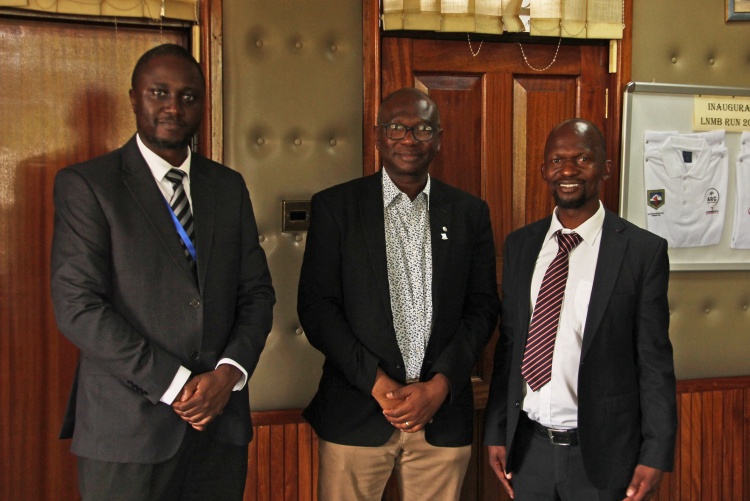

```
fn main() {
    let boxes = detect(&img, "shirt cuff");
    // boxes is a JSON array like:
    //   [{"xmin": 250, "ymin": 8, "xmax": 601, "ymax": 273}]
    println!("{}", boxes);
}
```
[
  {"xmin": 159, "ymin": 365, "xmax": 192, "ymax": 404},
  {"xmin": 217, "ymin": 358, "xmax": 248, "ymax": 391}
]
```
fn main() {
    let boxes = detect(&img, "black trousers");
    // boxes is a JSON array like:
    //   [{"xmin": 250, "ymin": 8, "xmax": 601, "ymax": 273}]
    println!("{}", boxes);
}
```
[
  {"xmin": 77, "ymin": 425, "xmax": 248, "ymax": 501},
  {"xmin": 512, "ymin": 413, "xmax": 626, "ymax": 501}
]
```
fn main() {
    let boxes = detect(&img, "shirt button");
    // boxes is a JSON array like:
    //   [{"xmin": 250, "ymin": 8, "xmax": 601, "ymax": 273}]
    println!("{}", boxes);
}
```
[
  {"xmin": 190, "ymin": 351, "xmax": 200, "ymax": 361},
  {"xmin": 190, "ymin": 299, "xmax": 201, "ymax": 308}
]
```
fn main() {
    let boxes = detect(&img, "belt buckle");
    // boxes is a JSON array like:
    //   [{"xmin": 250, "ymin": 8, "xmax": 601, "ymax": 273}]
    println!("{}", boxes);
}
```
[{"xmin": 547, "ymin": 428, "xmax": 572, "ymax": 446}]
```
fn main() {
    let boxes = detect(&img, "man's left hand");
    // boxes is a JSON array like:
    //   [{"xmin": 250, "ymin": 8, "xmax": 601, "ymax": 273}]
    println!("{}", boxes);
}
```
[
  {"xmin": 624, "ymin": 464, "xmax": 665, "ymax": 501},
  {"xmin": 381, "ymin": 373, "xmax": 450, "ymax": 432},
  {"xmin": 172, "ymin": 364, "xmax": 242, "ymax": 431}
]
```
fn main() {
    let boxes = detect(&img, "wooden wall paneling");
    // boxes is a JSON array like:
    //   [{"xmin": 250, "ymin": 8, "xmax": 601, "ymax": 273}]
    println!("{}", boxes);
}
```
[
  {"xmin": 731, "ymin": 389, "xmax": 744, "ymax": 500},
  {"xmin": 247, "ymin": 411, "xmax": 319, "ymax": 501},
  {"xmin": 745, "ymin": 388, "xmax": 750, "ymax": 500},
  {"xmin": 246, "ymin": 378, "xmax": 750, "ymax": 501}
]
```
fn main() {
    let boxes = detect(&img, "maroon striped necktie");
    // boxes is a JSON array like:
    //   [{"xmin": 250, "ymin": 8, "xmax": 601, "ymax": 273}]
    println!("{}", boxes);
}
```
[{"xmin": 521, "ymin": 230, "xmax": 583, "ymax": 392}]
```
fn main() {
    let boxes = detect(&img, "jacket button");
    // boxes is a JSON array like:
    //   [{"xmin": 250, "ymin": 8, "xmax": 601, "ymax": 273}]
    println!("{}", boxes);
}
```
[
  {"xmin": 190, "ymin": 351, "xmax": 200, "ymax": 361},
  {"xmin": 190, "ymin": 299, "xmax": 201, "ymax": 308},
  {"xmin": 396, "ymin": 363, "xmax": 401, "ymax": 369}
]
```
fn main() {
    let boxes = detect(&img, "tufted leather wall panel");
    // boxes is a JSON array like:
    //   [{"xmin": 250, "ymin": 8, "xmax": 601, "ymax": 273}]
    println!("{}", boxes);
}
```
[
  {"xmin": 223, "ymin": 0, "xmax": 363, "ymax": 410},
  {"xmin": 633, "ymin": 0, "xmax": 750, "ymax": 88},
  {"xmin": 633, "ymin": 0, "xmax": 750, "ymax": 378}
]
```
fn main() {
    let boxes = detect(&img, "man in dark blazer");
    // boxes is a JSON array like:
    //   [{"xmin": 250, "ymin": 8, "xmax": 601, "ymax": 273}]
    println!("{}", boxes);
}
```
[
  {"xmin": 298, "ymin": 88, "xmax": 499, "ymax": 500},
  {"xmin": 50, "ymin": 44, "xmax": 275, "ymax": 500},
  {"xmin": 484, "ymin": 119, "xmax": 676, "ymax": 501}
]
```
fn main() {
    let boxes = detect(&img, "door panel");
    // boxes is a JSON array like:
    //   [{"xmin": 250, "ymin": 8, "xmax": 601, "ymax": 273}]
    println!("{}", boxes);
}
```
[
  {"xmin": 0, "ymin": 17, "xmax": 186, "ymax": 500},
  {"xmin": 512, "ymin": 76, "xmax": 577, "ymax": 228},
  {"xmin": 414, "ymin": 75, "xmax": 483, "ymax": 198}
]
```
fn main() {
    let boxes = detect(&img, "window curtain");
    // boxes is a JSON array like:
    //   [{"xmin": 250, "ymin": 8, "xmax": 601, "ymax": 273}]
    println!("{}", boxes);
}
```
[
  {"xmin": 0, "ymin": 0, "xmax": 198, "ymax": 21},
  {"xmin": 382, "ymin": 0, "xmax": 623, "ymax": 39}
]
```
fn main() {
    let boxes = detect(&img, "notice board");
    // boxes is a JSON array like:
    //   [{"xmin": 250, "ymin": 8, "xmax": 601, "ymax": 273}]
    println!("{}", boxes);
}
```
[{"xmin": 620, "ymin": 82, "xmax": 750, "ymax": 270}]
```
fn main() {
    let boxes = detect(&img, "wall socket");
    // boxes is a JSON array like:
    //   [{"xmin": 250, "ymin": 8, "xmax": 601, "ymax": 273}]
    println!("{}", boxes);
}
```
[{"xmin": 282, "ymin": 200, "xmax": 311, "ymax": 232}]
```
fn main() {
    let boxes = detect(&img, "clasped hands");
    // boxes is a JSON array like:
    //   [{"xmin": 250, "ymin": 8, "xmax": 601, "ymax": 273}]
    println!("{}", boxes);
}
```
[
  {"xmin": 371, "ymin": 368, "xmax": 449, "ymax": 433},
  {"xmin": 171, "ymin": 364, "xmax": 242, "ymax": 431}
]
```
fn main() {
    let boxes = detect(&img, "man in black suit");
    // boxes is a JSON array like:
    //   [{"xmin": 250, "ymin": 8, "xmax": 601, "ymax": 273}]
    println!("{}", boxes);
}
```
[
  {"xmin": 51, "ymin": 44, "xmax": 275, "ymax": 500},
  {"xmin": 484, "ymin": 119, "xmax": 676, "ymax": 500},
  {"xmin": 298, "ymin": 88, "xmax": 499, "ymax": 500}
]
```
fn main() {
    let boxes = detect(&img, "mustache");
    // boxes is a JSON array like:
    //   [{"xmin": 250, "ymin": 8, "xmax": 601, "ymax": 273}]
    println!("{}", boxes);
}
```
[{"xmin": 157, "ymin": 118, "xmax": 188, "ymax": 127}]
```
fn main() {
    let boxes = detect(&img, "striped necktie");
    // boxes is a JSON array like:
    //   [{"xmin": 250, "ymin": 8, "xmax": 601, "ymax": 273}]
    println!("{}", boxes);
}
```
[
  {"xmin": 165, "ymin": 168, "xmax": 197, "ymax": 275},
  {"xmin": 521, "ymin": 230, "xmax": 583, "ymax": 392}
]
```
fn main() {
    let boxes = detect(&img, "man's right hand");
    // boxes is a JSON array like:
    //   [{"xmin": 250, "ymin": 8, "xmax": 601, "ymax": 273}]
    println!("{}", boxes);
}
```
[
  {"xmin": 371, "ymin": 368, "xmax": 404, "ymax": 410},
  {"xmin": 488, "ymin": 445, "xmax": 514, "ymax": 499}
]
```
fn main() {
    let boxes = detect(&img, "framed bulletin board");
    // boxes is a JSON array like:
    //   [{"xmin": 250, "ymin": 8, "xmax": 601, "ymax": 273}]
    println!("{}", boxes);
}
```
[{"xmin": 620, "ymin": 82, "xmax": 750, "ymax": 270}]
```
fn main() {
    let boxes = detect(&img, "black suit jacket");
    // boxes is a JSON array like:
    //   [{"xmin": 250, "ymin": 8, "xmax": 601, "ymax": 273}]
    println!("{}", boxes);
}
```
[
  {"xmin": 51, "ymin": 136, "xmax": 275, "ymax": 463},
  {"xmin": 484, "ymin": 209, "xmax": 677, "ymax": 489},
  {"xmin": 298, "ymin": 171, "xmax": 499, "ymax": 447}
]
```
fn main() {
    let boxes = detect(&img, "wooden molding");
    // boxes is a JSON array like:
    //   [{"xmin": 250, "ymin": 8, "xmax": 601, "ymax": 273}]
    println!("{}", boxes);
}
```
[{"xmin": 198, "ymin": 0, "xmax": 223, "ymax": 163}]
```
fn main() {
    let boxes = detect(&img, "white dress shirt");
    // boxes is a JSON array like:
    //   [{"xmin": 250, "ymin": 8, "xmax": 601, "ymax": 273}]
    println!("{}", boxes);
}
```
[{"xmin": 522, "ymin": 202, "xmax": 605, "ymax": 429}]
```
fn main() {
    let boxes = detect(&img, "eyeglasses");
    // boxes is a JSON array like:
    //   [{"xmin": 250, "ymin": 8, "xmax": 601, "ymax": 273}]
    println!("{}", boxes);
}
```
[{"xmin": 378, "ymin": 122, "xmax": 438, "ymax": 142}]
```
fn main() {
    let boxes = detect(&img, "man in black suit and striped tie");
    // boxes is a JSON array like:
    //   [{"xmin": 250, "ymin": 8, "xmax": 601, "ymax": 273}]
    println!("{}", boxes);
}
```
[
  {"xmin": 484, "ymin": 119, "xmax": 677, "ymax": 501},
  {"xmin": 51, "ymin": 44, "xmax": 275, "ymax": 500}
]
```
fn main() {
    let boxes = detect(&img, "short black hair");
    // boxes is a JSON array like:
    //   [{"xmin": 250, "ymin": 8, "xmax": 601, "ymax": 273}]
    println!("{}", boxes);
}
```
[{"xmin": 131, "ymin": 43, "xmax": 205, "ymax": 89}]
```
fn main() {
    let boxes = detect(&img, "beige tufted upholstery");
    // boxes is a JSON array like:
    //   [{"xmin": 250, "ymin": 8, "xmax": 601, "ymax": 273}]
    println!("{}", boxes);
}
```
[
  {"xmin": 223, "ymin": 0, "xmax": 363, "ymax": 410},
  {"xmin": 633, "ymin": 0, "xmax": 750, "ymax": 88},
  {"xmin": 633, "ymin": 0, "xmax": 750, "ymax": 379},
  {"xmin": 669, "ymin": 272, "xmax": 750, "ymax": 379}
]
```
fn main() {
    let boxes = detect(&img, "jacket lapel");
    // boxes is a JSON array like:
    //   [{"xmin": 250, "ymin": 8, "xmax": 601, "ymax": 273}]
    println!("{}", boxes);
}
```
[
  {"xmin": 188, "ymin": 157, "xmax": 216, "ymax": 291},
  {"xmin": 516, "ymin": 219, "xmax": 549, "ymax": 352},
  {"xmin": 581, "ymin": 210, "xmax": 628, "ymax": 358},
  {"xmin": 120, "ymin": 137, "xmax": 199, "ymax": 289},
  {"xmin": 428, "ymin": 182, "xmax": 451, "ymax": 315},
  {"xmin": 358, "ymin": 172, "xmax": 394, "ymax": 327}
]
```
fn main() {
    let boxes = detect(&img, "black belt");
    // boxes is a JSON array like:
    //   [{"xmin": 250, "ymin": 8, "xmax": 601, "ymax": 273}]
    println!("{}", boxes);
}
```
[{"xmin": 523, "ymin": 413, "xmax": 578, "ymax": 446}]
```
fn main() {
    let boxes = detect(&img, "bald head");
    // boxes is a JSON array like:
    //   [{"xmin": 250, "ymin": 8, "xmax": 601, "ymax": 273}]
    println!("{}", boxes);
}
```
[
  {"xmin": 378, "ymin": 88, "xmax": 440, "ymax": 126},
  {"xmin": 544, "ymin": 119, "xmax": 606, "ymax": 163}
]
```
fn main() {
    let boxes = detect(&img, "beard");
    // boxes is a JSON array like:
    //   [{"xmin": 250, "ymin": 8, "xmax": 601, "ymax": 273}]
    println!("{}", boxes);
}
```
[
  {"xmin": 553, "ymin": 190, "xmax": 587, "ymax": 209},
  {"xmin": 143, "ymin": 131, "xmax": 194, "ymax": 150}
]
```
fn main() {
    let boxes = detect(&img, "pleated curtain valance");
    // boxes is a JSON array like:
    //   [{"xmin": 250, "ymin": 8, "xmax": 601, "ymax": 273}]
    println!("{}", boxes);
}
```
[
  {"xmin": 0, "ymin": 0, "xmax": 197, "ymax": 22},
  {"xmin": 382, "ymin": 0, "xmax": 623, "ymax": 40}
]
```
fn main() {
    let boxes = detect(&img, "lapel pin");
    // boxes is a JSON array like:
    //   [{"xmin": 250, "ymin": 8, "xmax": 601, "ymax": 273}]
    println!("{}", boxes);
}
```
[{"xmin": 441, "ymin": 227, "xmax": 448, "ymax": 240}]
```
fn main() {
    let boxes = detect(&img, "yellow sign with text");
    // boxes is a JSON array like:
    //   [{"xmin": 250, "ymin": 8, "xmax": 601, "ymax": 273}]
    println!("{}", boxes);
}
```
[{"xmin": 694, "ymin": 95, "xmax": 750, "ymax": 132}]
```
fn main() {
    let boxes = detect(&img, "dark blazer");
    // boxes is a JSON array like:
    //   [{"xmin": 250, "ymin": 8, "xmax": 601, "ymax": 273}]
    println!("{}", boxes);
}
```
[
  {"xmin": 51, "ymin": 136, "xmax": 275, "ymax": 464},
  {"xmin": 484, "ymin": 209, "xmax": 677, "ymax": 489},
  {"xmin": 298, "ymin": 170, "xmax": 499, "ymax": 448}
]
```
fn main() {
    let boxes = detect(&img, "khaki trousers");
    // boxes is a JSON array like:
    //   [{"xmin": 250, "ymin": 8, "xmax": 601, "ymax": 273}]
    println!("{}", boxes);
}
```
[{"xmin": 318, "ymin": 429, "xmax": 471, "ymax": 501}]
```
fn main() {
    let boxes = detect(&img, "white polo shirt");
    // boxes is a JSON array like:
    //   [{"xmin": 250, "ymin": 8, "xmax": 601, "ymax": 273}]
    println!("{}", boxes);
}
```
[
  {"xmin": 732, "ymin": 131, "xmax": 750, "ymax": 249},
  {"xmin": 643, "ymin": 130, "xmax": 728, "ymax": 248}
]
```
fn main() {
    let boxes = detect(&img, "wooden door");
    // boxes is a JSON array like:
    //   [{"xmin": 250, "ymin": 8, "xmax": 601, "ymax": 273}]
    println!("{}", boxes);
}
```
[
  {"xmin": 0, "ymin": 17, "xmax": 186, "ymax": 500},
  {"xmin": 377, "ymin": 36, "xmax": 612, "ymax": 501}
]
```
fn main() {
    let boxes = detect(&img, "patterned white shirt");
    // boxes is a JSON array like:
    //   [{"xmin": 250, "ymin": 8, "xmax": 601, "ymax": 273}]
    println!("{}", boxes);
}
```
[{"xmin": 383, "ymin": 170, "xmax": 433, "ymax": 380}]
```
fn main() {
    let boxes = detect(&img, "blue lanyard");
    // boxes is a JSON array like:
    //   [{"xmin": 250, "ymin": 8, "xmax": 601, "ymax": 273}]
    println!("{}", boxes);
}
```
[{"xmin": 163, "ymin": 196, "xmax": 197, "ymax": 262}]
